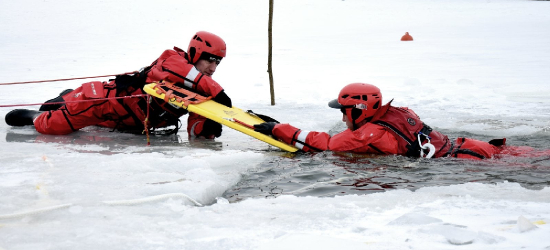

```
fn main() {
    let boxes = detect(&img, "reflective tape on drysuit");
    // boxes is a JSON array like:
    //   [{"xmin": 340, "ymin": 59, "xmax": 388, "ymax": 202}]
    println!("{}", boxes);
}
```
[
  {"xmin": 184, "ymin": 67, "xmax": 200, "ymax": 89},
  {"xmin": 294, "ymin": 130, "xmax": 310, "ymax": 150}
]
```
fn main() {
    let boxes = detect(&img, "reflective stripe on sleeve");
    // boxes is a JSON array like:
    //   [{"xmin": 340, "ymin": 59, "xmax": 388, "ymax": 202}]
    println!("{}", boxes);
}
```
[
  {"xmin": 184, "ymin": 67, "xmax": 200, "ymax": 88},
  {"xmin": 294, "ymin": 130, "xmax": 310, "ymax": 150}
]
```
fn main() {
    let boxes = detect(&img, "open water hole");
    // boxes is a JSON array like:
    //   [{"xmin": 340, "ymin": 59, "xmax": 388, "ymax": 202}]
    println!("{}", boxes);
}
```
[{"xmin": 222, "ymin": 131, "xmax": 550, "ymax": 202}]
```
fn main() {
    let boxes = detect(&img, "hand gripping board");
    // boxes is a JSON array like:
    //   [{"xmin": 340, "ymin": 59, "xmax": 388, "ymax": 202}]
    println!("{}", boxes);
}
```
[{"xmin": 143, "ymin": 82, "xmax": 298, "ymax": 152}]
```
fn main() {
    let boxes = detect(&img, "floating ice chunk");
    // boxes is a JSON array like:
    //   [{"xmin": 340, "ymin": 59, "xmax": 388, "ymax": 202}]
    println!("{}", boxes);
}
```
[
  {"xmin": 517, "ymin": 215, "xmax": 538, "ymax": 233},
  {"xmin": 388, "ymin": 212, "xmax": 442, "ymax": 225}
]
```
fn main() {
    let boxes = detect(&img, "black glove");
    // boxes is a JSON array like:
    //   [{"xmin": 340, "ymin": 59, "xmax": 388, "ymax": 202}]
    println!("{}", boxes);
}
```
[
  {"xmin": 488, "ymin": 138, "xmax": 506, "ymax": 147},
  {"xmin": 114, "ymin": 73, "xmax": 145, "ymax": 90},
  {"xmin": 253, "ymin": 122, "xmax": 278, "ymax": 136},
  {"xmin": 199, "ymin": 119, "xmax": 222, "ymax": 138},
  {"xmin": 213, "ymin": 90, "xmax": 232, "ymax": 108}
]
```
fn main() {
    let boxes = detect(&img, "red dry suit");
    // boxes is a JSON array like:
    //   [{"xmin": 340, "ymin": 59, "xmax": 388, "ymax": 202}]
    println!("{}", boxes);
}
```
[
  {"xmin": 271, "ymin": 102, "xmax": 502, "ymax": 160},
  {"xmin": 34, "ymin": 47, "xmax": 227, "ymax": 138}
]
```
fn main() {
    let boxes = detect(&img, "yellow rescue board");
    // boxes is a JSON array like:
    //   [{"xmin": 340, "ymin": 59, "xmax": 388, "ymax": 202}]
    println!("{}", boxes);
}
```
[{"xmin": 143, "ymin": 82, "xmax": 298, "ymax": 152}]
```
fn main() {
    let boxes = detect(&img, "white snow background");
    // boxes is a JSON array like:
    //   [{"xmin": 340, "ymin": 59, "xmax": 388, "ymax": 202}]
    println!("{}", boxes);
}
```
[{"xmin": 1, "ymin": 0, "xmax": 550, "ymax": 249}]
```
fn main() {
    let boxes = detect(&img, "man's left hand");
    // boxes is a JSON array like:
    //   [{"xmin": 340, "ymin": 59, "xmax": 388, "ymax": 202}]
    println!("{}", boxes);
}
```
[{"xmin": 254, "ymin": 122, "xmax": 278, "ymax": 136}]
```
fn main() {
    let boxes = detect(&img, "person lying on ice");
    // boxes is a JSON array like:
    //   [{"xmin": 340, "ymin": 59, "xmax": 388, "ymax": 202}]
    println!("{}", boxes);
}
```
[
  {"xmin": 254, "ymin": 82, "xmax": 511, "ymax": 160},
  {"xmin": 5, "ymin": 31, "xmax": 231, "ymax": 139}
]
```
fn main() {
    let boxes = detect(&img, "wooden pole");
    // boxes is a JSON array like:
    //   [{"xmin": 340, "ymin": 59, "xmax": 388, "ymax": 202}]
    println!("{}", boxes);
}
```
[{"xmin": 268, "ymin": 0, "xmax": 275, "ymax": 105}]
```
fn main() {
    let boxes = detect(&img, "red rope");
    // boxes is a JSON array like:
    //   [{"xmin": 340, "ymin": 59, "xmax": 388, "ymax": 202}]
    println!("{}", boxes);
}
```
[
  {"xmin": 2, "ymin": 94, "xmax": 152, "ymax": 146},
  {"xmin": 0, "ymin": 94, "xmax": 149, "ymax": 108},
  {"xmin": 0, "ymin": 71, "xmax": 139, "ymax": 85}
]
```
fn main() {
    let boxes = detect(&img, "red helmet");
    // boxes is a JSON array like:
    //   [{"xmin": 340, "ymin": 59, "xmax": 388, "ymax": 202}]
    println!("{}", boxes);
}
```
[
  {"xmin": 328, "ymin": 83, "xmax": 382, "ymax": 125},
  {"xmin": 187, "ymin": 31, "xmax": 226, "ymax": 64}
]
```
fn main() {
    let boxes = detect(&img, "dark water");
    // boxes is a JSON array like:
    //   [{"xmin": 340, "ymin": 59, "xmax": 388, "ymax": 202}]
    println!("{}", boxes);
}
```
[{"xmin": 223, "ymin": 130, "xmax": 550, "ymax": 202}]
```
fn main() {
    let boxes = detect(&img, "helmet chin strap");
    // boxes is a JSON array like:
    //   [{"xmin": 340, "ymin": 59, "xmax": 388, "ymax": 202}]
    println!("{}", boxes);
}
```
[
  {"xmin": 350, "ymin": 108, "xmax": 360, "ymax": 131},
  {"xmin": 347, "ymin": 109, "xmax": 358, "ymax": 131},
  {"xmin": 184, "ymin": 52, "xmax": 192, "ymax": 65}
]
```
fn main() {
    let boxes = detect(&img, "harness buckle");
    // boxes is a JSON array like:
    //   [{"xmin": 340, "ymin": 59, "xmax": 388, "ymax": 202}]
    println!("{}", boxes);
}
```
[{"xmin": 418, "ymin": 132, "xmax": 435, "ymax": 158}]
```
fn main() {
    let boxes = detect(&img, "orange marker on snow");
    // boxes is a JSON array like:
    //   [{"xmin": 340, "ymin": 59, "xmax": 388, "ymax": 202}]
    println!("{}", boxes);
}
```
[{"xmin": 401, "ymin": 32, "xmax": 413, "ymax": 41}]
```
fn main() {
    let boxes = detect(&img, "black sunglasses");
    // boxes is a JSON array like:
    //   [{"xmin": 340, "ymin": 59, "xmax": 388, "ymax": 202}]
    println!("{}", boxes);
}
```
[{"xmin": 206, "ymin": 56, "xmax": 222, "ymax": 65}]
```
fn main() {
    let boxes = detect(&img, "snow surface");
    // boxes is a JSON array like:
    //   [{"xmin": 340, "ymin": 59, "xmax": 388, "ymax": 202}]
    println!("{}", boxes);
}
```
[{"xmin": 1, "ymin": 0, "xmax": 550, "ymax": 249}]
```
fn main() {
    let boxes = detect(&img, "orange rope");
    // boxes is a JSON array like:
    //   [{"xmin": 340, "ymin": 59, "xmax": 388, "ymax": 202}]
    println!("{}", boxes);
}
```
[
  {"xmin": 0, "ymin": 71, "xmax": 139, "ymax": 85},
  {"xmin": 232, "ymin": 119, "xmax": 255, "ymax": 129}
]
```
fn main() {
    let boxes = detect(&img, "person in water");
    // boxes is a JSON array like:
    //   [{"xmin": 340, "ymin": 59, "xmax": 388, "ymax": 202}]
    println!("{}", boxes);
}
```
[{"xmin": 254, "ymin": 82, "xmax": 536, "ymax": 160}]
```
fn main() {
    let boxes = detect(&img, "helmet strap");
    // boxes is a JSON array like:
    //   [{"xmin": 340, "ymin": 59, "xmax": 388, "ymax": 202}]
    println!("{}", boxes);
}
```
[
  {"xmin": 184, "ymin": 51, "xmax": 191, "ymax": 62},
  {"xmin": 351, "ymin": 108, "xmax": 362, "ymax": 130},
  {"xmin": 188, "ymin": 47, "xmax": 197, "ymax": 64}
]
